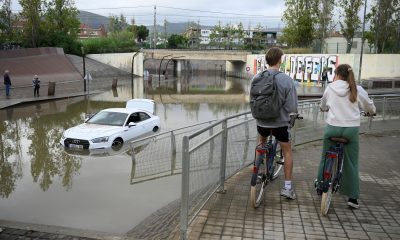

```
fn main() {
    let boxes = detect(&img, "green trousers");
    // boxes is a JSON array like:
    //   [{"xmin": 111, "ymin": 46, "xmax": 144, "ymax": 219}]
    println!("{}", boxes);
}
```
[{"xmin": 317, "ymin": 125, "xmax": 360, "ymax": 199}]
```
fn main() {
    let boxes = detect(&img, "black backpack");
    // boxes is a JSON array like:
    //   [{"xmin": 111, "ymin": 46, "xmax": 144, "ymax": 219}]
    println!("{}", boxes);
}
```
[{"xmin": 250, "ymin": 70, "xmax": 282, "ymax": 120}]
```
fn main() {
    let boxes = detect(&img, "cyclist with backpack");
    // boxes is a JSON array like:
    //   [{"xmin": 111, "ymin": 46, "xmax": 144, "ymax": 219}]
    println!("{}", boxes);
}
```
[
  {"xmin": 317, "ymin": 63, "xmax": 376, "ymax": 209},
  {"xmin": 250, "ymin": 47, "xmax": 298, "ymax": 199}
]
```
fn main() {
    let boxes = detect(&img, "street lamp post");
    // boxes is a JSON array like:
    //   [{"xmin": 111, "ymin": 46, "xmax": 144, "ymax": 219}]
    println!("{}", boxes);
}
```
[
  {"xmin": 358, "ymin": 0, "xmax": 368, "ymax": 84},
  {"xmin": 81, "ymin": 46, "xmax": 86, "ymax": 92},
  {"xmin": 131, "ymin": 51, "xmax": 140, "ymax": 99},
  {"xmin": 158, "ymin": 54, "xmax": 172, "ymax": 87}
]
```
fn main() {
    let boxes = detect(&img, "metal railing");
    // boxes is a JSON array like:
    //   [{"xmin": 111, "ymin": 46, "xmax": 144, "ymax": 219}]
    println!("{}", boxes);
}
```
[
  {"xmin": 179, "ymin": 95, "xmax": 400, "ymax": 239},
  {"xmin": 128, "ymin": 120, "xmax": 219, "ymax": 185}
]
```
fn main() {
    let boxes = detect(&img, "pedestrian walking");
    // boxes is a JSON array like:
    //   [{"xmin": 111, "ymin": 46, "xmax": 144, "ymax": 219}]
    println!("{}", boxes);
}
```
[
  {"xmin": 33, "ymin": 75, "xmax": 40, "ymax": 97},
  {"xmin": 3, "ymin": 70, "xmax": 11, "ymax": 97},
  {"xmin": 321, "ymin": 68, "xmax": 328, "ymax": 89}
]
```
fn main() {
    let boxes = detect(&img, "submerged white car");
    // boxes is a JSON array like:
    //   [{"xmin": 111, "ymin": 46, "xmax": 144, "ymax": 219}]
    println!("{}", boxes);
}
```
[{"xmin": 61, "ymin": 99, "xmax": 160, "ymax": 150}]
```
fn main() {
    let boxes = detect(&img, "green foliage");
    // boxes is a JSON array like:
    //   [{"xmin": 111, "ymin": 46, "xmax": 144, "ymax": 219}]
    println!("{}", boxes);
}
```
[
  {"xmin": 81, "ymin": 31, "xmax": 136, "ymax": 54},
  {"xmin": 135, "ymin": 25, "xmax": 149, "ymax": 42},
  {"xmin": 209, "ymin": 22, "xmax": 246, "ymax": 49},
  {"xmin": 283, "ymin": 47, "xmax": 313, "ymax": 54},
  {"xmin": 19, "ymin": 0, "xmax": 44, "ymax": 47},
  {"xmin": 282, "ymin": 0, "xmax": 315, "ymax": 48},
  {"xmin": 44, "ymin": 0, "xmax": 80, "ymax": 37},
  {"xmin": 41, "ymin": 31, "xmax": 82, "ymax": 55},
  {"xmin": 167, "ymin": 34, "xmax": 187, "ymax": 49},
  {"xmin": 339, "ymin": 0, "xmax": 363, "ymax": 53},
  {"xmin": 108, "ymin": 14, "xmax": 128, "ymax": 33},
  {"xmin": 366, "ymin": 0, "xmax": 400, "ymax": 53}
]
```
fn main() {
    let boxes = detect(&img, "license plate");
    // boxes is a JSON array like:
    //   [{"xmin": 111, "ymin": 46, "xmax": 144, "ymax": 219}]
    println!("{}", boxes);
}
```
[{"xmin": 69, "ymin": 144, "xmax": 83, "ymax": 149}]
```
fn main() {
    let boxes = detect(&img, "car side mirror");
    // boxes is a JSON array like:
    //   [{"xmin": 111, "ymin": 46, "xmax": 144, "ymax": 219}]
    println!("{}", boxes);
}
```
[{"xmin": 128, "ymin": 122, "xmax": 136, "ymax": 127}]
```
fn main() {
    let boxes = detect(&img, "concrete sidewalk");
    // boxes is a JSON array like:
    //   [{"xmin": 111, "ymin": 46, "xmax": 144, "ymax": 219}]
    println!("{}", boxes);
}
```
[{"xmin": 185, "ymin": 130, "xmax": 400, "ymax": 240}]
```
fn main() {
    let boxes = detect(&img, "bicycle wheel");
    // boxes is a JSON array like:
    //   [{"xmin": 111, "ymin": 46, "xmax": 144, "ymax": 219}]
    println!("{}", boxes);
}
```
[
  {"xmin": 320, "ymin": 155, "xmax": 339, "ymax": 216},
  {"xmin": 250, "ymin": 151, "xmax": 267, "ymax": 208},
  {"xmin": 271, "ymin": 140, "xmax": 283, "ymax": 180}
]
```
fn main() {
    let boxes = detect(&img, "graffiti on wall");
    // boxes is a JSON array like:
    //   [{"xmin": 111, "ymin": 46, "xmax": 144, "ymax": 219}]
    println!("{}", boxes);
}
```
[{"xmin": 253, "ymin": 54, "xmax": 338, "ymax": 84}]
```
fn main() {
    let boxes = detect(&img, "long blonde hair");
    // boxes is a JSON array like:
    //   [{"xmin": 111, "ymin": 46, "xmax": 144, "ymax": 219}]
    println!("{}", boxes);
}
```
[{"xmin": 334, "ymin": 64, "xmax": 357, "ymax": 103}]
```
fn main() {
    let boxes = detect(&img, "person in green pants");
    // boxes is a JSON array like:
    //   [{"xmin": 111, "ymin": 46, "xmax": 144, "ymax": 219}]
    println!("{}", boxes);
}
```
[{"xmin": 317, "ymin": 63, "xmax": 376, "ymax": 209}]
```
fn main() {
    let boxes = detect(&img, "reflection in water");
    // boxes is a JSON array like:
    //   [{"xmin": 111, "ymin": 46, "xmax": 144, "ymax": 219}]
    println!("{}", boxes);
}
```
[{"xmin": 0, "ymin": 119, "xmax": 23, "ymax": 198}]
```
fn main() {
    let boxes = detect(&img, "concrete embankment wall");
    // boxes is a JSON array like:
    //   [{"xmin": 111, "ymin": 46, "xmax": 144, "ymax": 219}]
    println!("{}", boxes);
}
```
[{"xmin": 87, "ymin": 52, "xmax": 144, "ymax": 77}]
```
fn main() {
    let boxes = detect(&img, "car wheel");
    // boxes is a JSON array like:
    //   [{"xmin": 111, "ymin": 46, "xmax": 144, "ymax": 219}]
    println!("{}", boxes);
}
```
[
  {"xmin": 112, "ymin": 137, "xmax": 124, "ymax": 150},
  {"xmin": 152, "ymin": 126, "xmax": 159, "ymax": 132}
]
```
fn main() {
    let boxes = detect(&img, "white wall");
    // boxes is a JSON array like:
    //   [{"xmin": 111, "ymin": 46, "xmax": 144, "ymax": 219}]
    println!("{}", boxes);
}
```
[
  {"xmin": 324, "ymin": 37, "xmax": 373, "ymax": 54},
  {"xmin": 87, "ymin": 52, "xmax": 144, "ymax": 76}
]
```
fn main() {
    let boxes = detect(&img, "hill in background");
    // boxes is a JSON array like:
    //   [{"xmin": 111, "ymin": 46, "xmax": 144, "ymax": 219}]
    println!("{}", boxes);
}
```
[
  {"xmin": 77, "ymin": 11, "xmax": 212, "ymax": 35},
  {"xmin": 78, "ymin": 10, "xmax": 110, "ymax": 29}
]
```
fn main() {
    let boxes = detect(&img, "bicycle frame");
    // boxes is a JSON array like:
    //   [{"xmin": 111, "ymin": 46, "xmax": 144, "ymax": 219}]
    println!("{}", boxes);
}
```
[
  {"xmin": 320, "ymin": 143, "xmax": 345, "ymax": 193},
  {"xmin": 251, "ymin": 135, "xmax": 278, "ymax": 186}
]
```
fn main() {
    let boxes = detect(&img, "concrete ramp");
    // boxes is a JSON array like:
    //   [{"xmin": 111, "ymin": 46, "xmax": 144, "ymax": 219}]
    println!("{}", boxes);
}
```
[{"xmin": 0, "ymin": 47, "xmax": 83, "ymax": 87}]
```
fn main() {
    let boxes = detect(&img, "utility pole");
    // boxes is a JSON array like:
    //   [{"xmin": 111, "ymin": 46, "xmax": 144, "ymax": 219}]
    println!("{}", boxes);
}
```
[
  {"xmin": 374, "ymin": 0, "xmax": 380, "ymax": 53},
  {"xmin": 197, "ymin": 19, "xmax": 200, "ymax": 49},
  {"xmin": 153, "ymin": 5, "xmax": 157, "ymax": 49},
  {"xmin": 358, "ymin": 0, "xmax": 368, "ymax": 83}
]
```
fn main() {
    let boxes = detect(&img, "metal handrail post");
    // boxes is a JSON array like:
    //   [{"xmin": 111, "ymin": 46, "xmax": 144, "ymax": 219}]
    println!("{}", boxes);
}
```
[
  {"xmin": 218, "ymin": 120, "xmax": 228, "ymax": 193},
  {"xmin": 382, "ymin": 97, "xmax": 386, "ymax": 120},
  {"xmin": 171, "ymin": 131, "xmax": 176, "ymax": 155},
  {"xmin": 180, "ymin": 136, "xmax": 190, "ymax": 240}
]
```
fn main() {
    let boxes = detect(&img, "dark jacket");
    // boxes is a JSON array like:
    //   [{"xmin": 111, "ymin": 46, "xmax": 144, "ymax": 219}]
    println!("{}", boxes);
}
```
[{"xmin": 4, "ymin": 73, "xmax": 11, "ymax": 85}]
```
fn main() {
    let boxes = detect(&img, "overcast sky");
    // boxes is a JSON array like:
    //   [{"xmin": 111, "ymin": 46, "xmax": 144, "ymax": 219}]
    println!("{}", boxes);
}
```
[{"xmin": 11, "ymin": 0, "xmax": 286, "ymax": 27}]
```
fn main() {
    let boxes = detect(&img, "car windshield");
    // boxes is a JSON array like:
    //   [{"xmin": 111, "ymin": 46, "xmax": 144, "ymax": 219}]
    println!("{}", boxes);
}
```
[{"xmin": 87, "ymin": 111, "xmax": 128, "ymax": 126}]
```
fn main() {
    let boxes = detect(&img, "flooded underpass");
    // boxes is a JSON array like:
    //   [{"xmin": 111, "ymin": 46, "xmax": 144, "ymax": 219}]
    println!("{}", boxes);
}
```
[{"xmin": 0, "ymin": 73, "xmax": 251, "ymax": 234}]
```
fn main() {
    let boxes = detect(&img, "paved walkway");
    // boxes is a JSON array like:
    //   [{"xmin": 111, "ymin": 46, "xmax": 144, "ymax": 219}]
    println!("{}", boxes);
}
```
[{"xmin": 185, "ymin": 130, "xmax": 400, "ymax": 240}]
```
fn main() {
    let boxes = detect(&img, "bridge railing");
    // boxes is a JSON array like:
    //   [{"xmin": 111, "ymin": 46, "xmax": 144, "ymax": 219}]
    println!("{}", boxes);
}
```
[{"xmin": 179, "ymin": 95, "xmax": 400, "ymax": 239}]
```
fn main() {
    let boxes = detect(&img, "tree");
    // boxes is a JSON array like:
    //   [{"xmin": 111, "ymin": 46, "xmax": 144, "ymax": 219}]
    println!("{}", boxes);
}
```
[
  {"xmin": 19, "ymin": 0, "xmax": 44, "ymax": 47},
  {"xmin": 312, "ymin": 0, "xmax": 335, "ymax": 52},
  {"xmin": 108, "ymin": 14, "xmax": 128, "ymax": 33},
  {"xmin": 367, "ymin": 0, "xmax": 400, "ymax": 53},
  {"xmin": 0, "ymin": 0, "xmax": 13, "ymax": 43},
  {"xmin": 135, "ymin": 25, "xmax": 149, "ymax": 43},
  {"xmin": 282, "ymin": 0, "xmax": 315, "ymax": 48},
  {"xmin": 209, "ymin": 21, "xmax": 222, "ymax": 49},
  {"xmin": 339, "ymin": 0, "xmax": 363, "ymax": 53},
  {"xmin": 167, "ymin": 34, "xmax": 187, "ymax": 49},
  {"xmin": 44, "ymin": 0, "xmax": 80, "ymax": 37}
]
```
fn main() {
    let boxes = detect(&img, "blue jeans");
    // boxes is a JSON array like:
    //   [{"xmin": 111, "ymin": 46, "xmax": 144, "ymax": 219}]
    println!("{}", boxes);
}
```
[{"xmin": 5, "ymin": 84, "xmax": 10, "ymax": 96}]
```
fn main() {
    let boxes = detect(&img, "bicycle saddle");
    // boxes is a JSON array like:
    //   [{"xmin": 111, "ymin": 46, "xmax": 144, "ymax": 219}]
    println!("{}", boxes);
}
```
[{"xmin": 329, "ymin": 137, "xmax": 348, "ymax": 144}]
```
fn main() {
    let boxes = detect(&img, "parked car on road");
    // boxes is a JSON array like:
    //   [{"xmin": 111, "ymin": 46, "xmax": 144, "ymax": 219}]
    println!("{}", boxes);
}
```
[{"xmin": 61, "ymin": 99, "xmax": 160, "ymax": 150}]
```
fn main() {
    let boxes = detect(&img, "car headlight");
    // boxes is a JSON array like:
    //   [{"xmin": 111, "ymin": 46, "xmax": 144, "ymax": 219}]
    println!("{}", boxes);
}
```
[{"xmin": 91, "ymin": 136, "xmax": 109, "ymax": 143}]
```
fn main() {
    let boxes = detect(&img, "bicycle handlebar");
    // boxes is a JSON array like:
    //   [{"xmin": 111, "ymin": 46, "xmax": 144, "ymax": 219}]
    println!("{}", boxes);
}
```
[
  {"xmin": 289, "ymin": 113, "xmax": 303, "ymax": 128},
  {"xmin": 360, "ymin": 111, "xmax": 376, "ymax": 117}
]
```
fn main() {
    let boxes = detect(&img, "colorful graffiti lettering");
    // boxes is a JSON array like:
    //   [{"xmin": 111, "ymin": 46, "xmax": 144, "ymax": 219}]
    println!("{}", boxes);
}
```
[{"xmin": 254, "ymin": 54, "xmax": 338, "ymax": 84}]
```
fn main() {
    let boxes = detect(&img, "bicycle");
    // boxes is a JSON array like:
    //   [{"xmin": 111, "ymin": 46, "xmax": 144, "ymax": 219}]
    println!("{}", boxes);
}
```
[
  {"xmin": 316, "ymin": 111, "xmax": 375, "ymax": 216},
  {"xmin": 250, "ymin": 113, "xmax": 302, "ymax": 208}
]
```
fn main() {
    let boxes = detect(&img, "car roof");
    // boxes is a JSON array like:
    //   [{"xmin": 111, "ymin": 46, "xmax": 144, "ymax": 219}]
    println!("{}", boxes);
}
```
[{"xmin": 100, "ymin": 108, "xmax": 152, "ymax": 115}]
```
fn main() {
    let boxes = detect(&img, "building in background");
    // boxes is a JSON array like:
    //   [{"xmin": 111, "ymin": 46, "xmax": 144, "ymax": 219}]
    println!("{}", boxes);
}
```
[{"xmin": 78, "ymin": 23, "xmax": 107, "ymax": 39}]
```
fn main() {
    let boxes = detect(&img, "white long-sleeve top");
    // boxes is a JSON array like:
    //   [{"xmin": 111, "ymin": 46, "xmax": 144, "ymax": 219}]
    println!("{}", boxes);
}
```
[{"xmin": 320, "ymin": 80, "xmax": 376, "ymax": 127}]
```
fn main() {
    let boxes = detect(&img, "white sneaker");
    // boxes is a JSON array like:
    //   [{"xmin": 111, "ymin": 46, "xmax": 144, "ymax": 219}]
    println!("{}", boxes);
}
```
[{"xmin": 280, "ymin": 187, "xmax": 296, "ymax": 200}]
